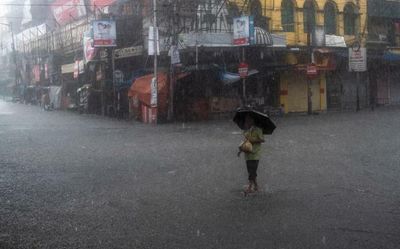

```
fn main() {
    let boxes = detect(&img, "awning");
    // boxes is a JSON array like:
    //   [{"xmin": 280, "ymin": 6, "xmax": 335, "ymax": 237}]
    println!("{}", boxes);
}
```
[
  {"xmin": 128, "ymin": 73, "xmax": 167, "ymax": 107},
  {"xmin": 128, "ymin": 72, "xmax": 190, "ymax": 108},
  {"xmin": 179, "ymin": 32, "xmax": 234, "ymax": 48},
  {"xmin": 383, "ymin": 48, "xmax": 400, "ymax": 62},
  {"xmin": 254, "ymin": 27, "xmax": 273, "ymax": 46},
  {"xmin": 179, "ymin": 30, "xmax": 283, "ymax": 48}
]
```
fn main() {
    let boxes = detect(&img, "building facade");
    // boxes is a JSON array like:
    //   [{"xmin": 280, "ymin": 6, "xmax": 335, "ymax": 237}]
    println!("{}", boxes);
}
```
[{"xmin": 233, "ymin": 0, "xmax": 368, "ymax": 113}]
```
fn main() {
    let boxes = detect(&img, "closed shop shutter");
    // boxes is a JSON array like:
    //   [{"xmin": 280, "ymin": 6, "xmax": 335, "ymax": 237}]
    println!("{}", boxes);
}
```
[{"xmin": 287, "ymin": 76, "xmax": 308, "ymax": 113}]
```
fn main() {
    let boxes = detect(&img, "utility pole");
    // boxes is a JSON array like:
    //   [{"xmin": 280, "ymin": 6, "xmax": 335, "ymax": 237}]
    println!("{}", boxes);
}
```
[
  {"xmin": 168, "ymin": 2, "xmax": 177, "ymax": 121},
  {"xmin": 242, "ymin": 47, "xmax": 246, "ymax": 106},
  {"xmin": 307, "ymin": 21, "xmax": 313, "ymax": 115},
  {"xmin": 153, "ymin": 0, "xmax": 158, "ymax": 124}
]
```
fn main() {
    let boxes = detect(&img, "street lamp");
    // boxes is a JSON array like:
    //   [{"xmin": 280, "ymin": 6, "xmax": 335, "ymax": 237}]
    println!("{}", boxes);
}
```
[{"xmin": 0, "ymin": 23, "xmax": 19, "ymax": 92}]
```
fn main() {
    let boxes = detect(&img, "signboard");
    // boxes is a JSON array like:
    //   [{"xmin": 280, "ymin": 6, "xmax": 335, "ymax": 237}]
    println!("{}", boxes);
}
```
[
  {"xmin": 61, "ymin": 63, "xmax": 75, "ymax": 74},
  {"xmin": 148, "ymin": 26, "xmax": 160, "ymax": 55},
  {"xmin": 238, "ymin": 62, "xmax": 249, "ymax": 78},
  {"xmin": 92, "ymin": 20, "xmax": 117, "ymax": 47},
  {"xmin": 151, "ymin": 77, "xmax": 157, "ymax": 107},
  {"xmin": 307, "ymin": 64, "xmax": 318, "ymax": 76},
  {"xmin": 73, "ymin": 60, "xmax": 84, "ymax": 79},
  {"xmin": 33, "ymin": 65, "xmax": 40, "ymax": 82},
  {"xmin": 74, "ymin": 61, "xmax": 79, "ymax": 79},
  {"xmin": 52, "ymin": 0, "xmax": 86, "ymax": 26},
  {"xmin": 44, "ymin": 64, "xmax": 48, "ymax": 79},
  {"xmin": 114, "ymin": 70, "xmax": 124, "ymax": 86},
  {"xmin": 78, "ymin": 60, "xmax": 84, "ymax": 74},
  {"xmin": 114, "ymin": 46, "xmax": 143, "ymax": 59},
  {"xmin": 90, "ymin": 0, "xmax": 117, "ymax": 10},
  {"xmin": 83, "ymin": 31, "xmax": 97, "ymax": 63},
  {"xmin": 233, "ymin": 16, "xmax": 255, "ymax": 46},
  {"xmin": 349, "ymin": 48, "xmax": 367, "ymax": 72},
  {"xmin": 169, "ymin": 45, "xmax": 181, "ymax": 65}
]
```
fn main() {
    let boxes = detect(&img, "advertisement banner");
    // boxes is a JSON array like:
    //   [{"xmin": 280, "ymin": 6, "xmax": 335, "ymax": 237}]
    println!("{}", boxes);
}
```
[
  {"xmin": 74, "ymin": 61, "xmax": 79, "ymax": 79},
  {"xmin": 83, "ymin": 31, "xmax": 97, "ymax": 63},
  {"xmin": 233, "ymin": 16, "xmax": 254, "ymax": 46},
  {"xmin": 148, "ymin": 26, "xmax": 160, "ymax": 55},
  {"xmin": 349, "ymin": 48, "xmax": 367, "ymax": 72},
  {"xmin": 33, "ymin": 65, "xmax": 40, "ymax": 83},
  {"xmin": 44, "ymin": 64, "xmax": 48, "ymax": 79},
  {"xmin": 92, "ymin": 20, "xmax": 117, "ymax": 47},
  {"xmin": 151, "ymin": 77, "xmax": 157, "ymax": 107},
  {"xmin": 90, "ymin": 0, "xmax": 117, "ymax": 10},
  {"xmin": 52, "ymin": 0, "xmax": 86, "ymax": 26},
  {"xmin": 169, "ymin": 45, "xmax": 180, "ymax": 65}
]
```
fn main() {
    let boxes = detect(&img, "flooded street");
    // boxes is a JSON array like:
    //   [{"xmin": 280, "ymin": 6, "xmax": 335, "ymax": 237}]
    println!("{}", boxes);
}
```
[{"xmin": 0, "ymin": 101, "xmax": 399, "ymax": 248}]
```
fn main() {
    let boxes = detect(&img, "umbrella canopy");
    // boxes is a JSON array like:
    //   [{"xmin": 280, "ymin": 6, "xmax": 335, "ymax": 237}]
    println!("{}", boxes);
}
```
[{"xmin": 233, "ymin": 107, "xmax": 276, "ymax": 135}]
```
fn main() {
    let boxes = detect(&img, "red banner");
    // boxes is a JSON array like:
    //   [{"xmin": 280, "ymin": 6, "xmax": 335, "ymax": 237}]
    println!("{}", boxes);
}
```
[
  {"xmin": 52, "ymin": 0, "xmax": 86, "ymax": 25},
  {"xmin": 33, "ymin": 65, "xmax": 40, "ymax": 83},
  {"xmin": 90, "ymin": 0, "xmax": 117, "ymax": 10}
]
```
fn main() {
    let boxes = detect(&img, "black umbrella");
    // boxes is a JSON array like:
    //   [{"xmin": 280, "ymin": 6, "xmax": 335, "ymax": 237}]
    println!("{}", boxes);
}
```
[{"xmin": 233, "ymin": 107, "xmax": 276, "ymax": 135}]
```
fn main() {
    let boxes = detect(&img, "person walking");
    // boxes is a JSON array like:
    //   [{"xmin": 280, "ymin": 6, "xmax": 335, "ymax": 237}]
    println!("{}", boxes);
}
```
[{"xmin": 238, "ymin": 114, "xmax": 265, "ymax": 194}]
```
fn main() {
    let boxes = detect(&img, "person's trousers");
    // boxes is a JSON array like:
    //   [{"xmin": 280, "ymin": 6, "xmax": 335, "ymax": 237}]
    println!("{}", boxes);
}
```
[{"xmin": 246, "ymin": 160, "xmax": 259, "ymax": 181}]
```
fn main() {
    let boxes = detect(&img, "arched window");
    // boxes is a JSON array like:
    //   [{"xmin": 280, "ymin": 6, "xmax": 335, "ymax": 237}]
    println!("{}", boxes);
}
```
[
  {"xmin": 344, "ymin": 4, "xmax": 357, "ymax": 35},
  {"xmin": 250, "ymin": 0, "xmax": 268, "ymax": 30},
  {"xmin": 303, "ymin": 1, "xmax": 316, "ymax": 33},
  {"xmin": 324, "ymin": 2, "xmax": 337, "ymax": 34},
  {"xmin": 281, "ymin": 0, "xmax": 295, "ymax": 32}
]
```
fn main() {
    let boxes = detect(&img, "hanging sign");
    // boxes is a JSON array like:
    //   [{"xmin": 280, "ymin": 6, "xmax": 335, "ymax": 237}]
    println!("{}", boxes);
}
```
[
  {"xmin": 238, "ymin": 62, "xmax": 249, "ymax": 78},
  {"xmin": 114, "ymin": 70, "xmax": 124, "ymax": 86},
  {"xmin": 169, "ymin": 45, "xmax": 181, "ymax": 65},
  {"xmin": 83, "ymin": 31, "xmax": 97, "ymax": 63},
  {"xmin": 151, "ymin": 77, "xmax": 158, "ymax": 107},
  {"xmin": 44, "ymin": 64, "xmax": 49, "ymax": 79},
  {"xmin": 349, "ymin": 48, "xmax": 367, "ymax": 72},
  {"xmin": 92, "ymin": 20, "xmax": 117, "ymax": 47},
  {"xmin": 74, "ymin": 61, "xmax": 79, "ymax": 79},
  {"xmin": 148, "ymin": 26, "xmax": 160, "ymax": 55},
  {"xmin": 33, "ymin": 65, "xmax": 40, "ymax": 82},
  {"xmin": 233, "ymin": 16, "xmax": 255, "ymax": 46}
]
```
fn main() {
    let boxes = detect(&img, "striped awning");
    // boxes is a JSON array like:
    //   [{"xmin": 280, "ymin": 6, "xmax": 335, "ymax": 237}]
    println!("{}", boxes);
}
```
[{"xmin": 254, "ymin": 27, "xmax": 273, "ymax": 46}]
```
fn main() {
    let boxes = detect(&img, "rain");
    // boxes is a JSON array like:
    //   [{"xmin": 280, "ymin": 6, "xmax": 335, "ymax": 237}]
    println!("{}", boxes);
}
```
[{"xmin": 0, "ymin": 0, "xmax": 400, "ymax": 248}]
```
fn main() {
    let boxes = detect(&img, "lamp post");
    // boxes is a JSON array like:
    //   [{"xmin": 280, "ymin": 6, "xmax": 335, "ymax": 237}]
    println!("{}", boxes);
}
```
[
  {"xmin": 0, "ymin": 23, "xmax": 18, "ymax": 92},
  {"xmin": 152, "ymin": 0, "xmax": 158, "ymax": 124}
]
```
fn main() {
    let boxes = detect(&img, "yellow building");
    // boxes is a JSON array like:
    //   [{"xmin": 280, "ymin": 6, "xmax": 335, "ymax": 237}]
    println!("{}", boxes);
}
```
[{"xmin": 231, "ymin": 0, "xmax": 367, "ymax": 113}]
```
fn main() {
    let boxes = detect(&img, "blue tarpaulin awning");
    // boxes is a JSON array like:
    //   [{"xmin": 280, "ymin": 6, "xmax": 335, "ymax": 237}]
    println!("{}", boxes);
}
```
[{"xmin": 383, "ymin": 49, "xmax": 400, "ymax": 62}]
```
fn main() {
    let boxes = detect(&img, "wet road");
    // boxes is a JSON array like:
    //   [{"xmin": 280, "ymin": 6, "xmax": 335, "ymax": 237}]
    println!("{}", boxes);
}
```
[{"xmin": 0, "ymin": 100, "xmax": 399, "ymax": 249}]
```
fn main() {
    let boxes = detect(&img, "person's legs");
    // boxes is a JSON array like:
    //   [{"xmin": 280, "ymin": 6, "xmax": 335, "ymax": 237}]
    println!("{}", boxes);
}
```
[{"xmin": 246, "ymin": 160, "xmax": 259, "ymax": 192}]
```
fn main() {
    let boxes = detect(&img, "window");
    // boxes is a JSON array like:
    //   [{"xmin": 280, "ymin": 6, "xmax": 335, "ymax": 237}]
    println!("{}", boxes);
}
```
[
  {"xmin": 250, "ymin": 0, "xmax": 268, "ymax": 30},
  {"xmin": 344, "ymin": 4, "xmax": 357, "ymax": 35},
  {"xmin": 281, "ymin": 0, "xmax": 295, "ymax": 32},
  {"xmin": 303, "ymin": 1, "xmax": 316, "ymax": 33},
  {"xmin": 324, "ymin": 2, "xmax": 337, "ymax": 35}
]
